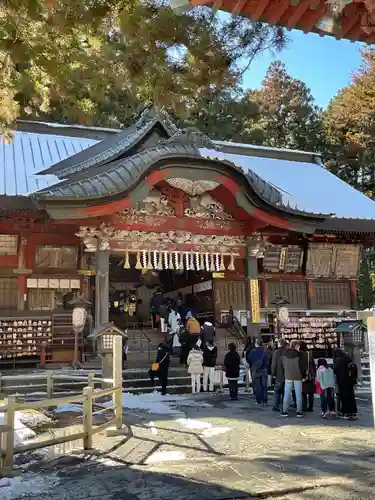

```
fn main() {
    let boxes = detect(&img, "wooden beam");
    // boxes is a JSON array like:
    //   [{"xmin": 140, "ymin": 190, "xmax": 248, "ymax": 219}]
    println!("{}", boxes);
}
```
[
  {"xmin": 268, "ymin": 0, "xmax": 291, "ymax": 25},
  {"xmin": 286, "ymin": 0, "xmax": 316, "ymax": 30},
  {"xmin": 303, "ymin": 2, "xmax": 327, "ymax": 33},
  {"xmin": 252, "ymin": 0, "xmax": 270, "ymax": 20},
  {"xmin": 336, "ymin": 12, "xmax": 360, "ymax": 39},
  {"xmin": 232, "ymin": 0, "xmax": 248, "ymax": 16}
]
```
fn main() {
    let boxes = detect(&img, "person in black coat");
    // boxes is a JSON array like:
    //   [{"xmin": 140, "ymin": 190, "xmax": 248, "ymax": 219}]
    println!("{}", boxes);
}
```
[
  {"xmin": 149, "ymin": 343, "xmax": 170, "ymax": 395},
  {"xmin": 224, "ymin": 343, "xmax": 241, "ymax": 401},
  {"xmin": 299, "ymin": 341, "xmax": 316, "ymax": 412},
  {"xmin": 333, "ymin": 348, "xmax": 358, "ymax": 419},
  {"xmin": 203, "ymin": 341, "xmax": 218, "ymax": 392}
]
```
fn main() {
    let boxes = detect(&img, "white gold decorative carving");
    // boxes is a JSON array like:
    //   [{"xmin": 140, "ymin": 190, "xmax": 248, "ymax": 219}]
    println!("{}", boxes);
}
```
[
  {"xmin": 166, "ymin": 178, "xmax": 219, "ymax": 195},
  {"xmin": 246, "ymin": 233, "xmax": 269, "ymax": 258},
  {"xmin": 77, "ymin": 226, "xmax": 245, "ymax": 253},
  {"xmin": 121, "ymin": 189, "xmax": 175, "ymax": 217},
  {"xmin": 184, "ymin": 193, "xmax": 233, "ymax": 220}
]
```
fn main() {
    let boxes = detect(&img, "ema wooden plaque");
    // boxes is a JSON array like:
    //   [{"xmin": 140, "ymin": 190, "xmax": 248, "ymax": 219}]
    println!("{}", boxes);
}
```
[
  {"xmin": 306, "ymin": 243, "xmax": 335, "ymax": 277},
  {"xmin": 333, "ymin": 244, "xmax": 360, "ymax": 278}
]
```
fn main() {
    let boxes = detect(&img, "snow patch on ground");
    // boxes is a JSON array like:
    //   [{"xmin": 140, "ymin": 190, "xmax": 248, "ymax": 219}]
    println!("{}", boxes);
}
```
[
  {"xmin": 0, "ymin": 412, "xmax": 36, "ymax": 446},
  {"xmin": 176, "ymin": 418, "xmax": 231, "ymax": 437},
  {"xmin": 0, "ymin": 473, "xmax": 60, "ymax": 500},
  {"xmin": 146, "ymin": 450, "xmax": 186, "ymax": 464},
  {"xmin": 115, "ymin": 392, "xmax": 213, "ymax": 416},
  {"xmin": 55, "ymin": 404, "xmax": 82, "ymax": 413}
]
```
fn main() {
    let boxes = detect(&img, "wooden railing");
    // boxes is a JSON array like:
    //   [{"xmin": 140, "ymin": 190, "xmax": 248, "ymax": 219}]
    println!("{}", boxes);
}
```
[
  {"xmin": 0, "ymin": 335, "xmax": 125, "ymax": 476},
  {"xmin": 0, "ymin": 371, "xmax": 123, "ymax": 474}
]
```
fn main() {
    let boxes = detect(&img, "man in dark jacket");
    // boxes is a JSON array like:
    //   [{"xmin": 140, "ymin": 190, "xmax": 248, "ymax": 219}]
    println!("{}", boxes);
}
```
[
  {"xmin": 224, "ymin": 343, "xmax": 241, "ymax": 401},
  {"xmin": 149, "ymin": 343, "xmax": 170, "ymax": 395},
  {"xmin": 203, "ymin": 340, "xmax": 218, "ymax": 392},
  {"xmin": 271, "ymin": 338, "xmax": 288, "ymax": 411},
  {"xmin": 281, "ymin": 340, "xmax": 303, "ymax": 417},
  {"xmin": 201, "ymin": 321, "xmax": 215, "ymax": 345},
  {"xmin": 150, "ymin": 289, "xmax": 164, "ymax": 329},
  {"xmin": 247, "ymin": 338, "xmax": 269, "ymax": 405}
]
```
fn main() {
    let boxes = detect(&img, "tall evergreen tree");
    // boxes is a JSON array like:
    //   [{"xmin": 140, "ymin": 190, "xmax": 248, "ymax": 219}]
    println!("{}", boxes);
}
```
[
  {"xmin": 245, "ymin": 61, "xmax": 324, "ymax": 151},
  {"xmin": 0, "ymin": 0, "xmax": 286, "ymax": 133}
]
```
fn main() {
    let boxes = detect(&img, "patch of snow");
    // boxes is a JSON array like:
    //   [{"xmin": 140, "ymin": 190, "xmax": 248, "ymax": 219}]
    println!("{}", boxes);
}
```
[
  {"xmin": 0, "ymin": 412, "xmax": 36, "ymax": 446},
  {"xmin": 93, "ymin": 456, "xmax": 123, "ymax": 467},
  {"xmin": 176, "ymin": 418, "xmax": 231, "ymax": 438},
  {"xmin": 115, "ymin": 391, "xmax": 213, "ymax": 416},
  {"xmin": 55, "ymin": 404, "xmax": 82, "ymax": 413},
  {"xmin": 146, "ymin": 450, "xmax": 186, "ymax": 464},
  {"xmin": 1, "ymin": 473, "xmax": 60, "ymax": 500}
]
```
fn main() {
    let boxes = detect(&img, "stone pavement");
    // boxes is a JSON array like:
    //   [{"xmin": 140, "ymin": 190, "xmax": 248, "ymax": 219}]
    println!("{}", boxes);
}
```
[{"xmin": 5, "ymin": 391, "xmax": 375, "ymax": 499}]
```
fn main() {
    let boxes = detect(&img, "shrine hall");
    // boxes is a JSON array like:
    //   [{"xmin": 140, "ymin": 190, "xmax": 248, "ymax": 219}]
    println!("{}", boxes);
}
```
[{"xmin": 0, "ymin": 107, "xmax": 375, "ymax": 366}]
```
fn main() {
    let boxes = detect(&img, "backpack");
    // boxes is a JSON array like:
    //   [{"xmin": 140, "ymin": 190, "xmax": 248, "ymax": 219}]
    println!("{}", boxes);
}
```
[
  {"xmin": 187, "ymin": 316, "xmax": 201, "ymax": 334},
  {"xmin": 250, "ymin": 351, "xmax": 265, "ymax": 378},
  {"xmin": 348, "ymin": 362, "xmax": 358, "ymax": 386}
]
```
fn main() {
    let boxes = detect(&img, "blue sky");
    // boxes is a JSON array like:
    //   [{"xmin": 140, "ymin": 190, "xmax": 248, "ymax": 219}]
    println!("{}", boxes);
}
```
[{"xmin": 242, "ymin": 29, "xmax": 365, "ymax": 109}]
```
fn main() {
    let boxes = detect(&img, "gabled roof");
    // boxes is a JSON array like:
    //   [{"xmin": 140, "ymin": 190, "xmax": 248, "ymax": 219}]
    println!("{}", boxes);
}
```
[
  {"xmin": 0, "ymin": 131, "xmax": 95, "ymax": 196},
  {"xmin": 37, "ymin": 108, "xmax": 177, "ymax": 179},
  {"xmin": 3, "ymin": 107, "xmax": 375, "ymax": 233}
]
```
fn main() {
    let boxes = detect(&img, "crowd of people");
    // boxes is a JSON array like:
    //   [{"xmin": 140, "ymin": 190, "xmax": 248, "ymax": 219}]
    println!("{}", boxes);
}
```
[
  {"xmin": 142, "ymin": 289, "xmax": 359, "ymax": 419},
  {"xmin": 244, "ymin": 338, "xmax": 358, "ymax": 420}
]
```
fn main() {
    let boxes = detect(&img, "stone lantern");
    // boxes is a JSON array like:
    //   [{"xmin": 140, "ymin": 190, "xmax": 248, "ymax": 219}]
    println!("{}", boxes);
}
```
[
  {"xmin": 69, "ymin": 294, "xmax": 92, "ymax": 369},
  {"xmin": 90, "ymin": 322, "xmax": 128, "ymax": 380}
]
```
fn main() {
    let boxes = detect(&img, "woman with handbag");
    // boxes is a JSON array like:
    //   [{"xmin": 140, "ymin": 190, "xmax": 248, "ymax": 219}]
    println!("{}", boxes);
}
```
[
  {"xmin": 149, "ymin": 343, "xmax": 170, "ymax": 395},
  {"xmin": 299, "ymin": 341, "xmax": 316, "ymax": 412}
]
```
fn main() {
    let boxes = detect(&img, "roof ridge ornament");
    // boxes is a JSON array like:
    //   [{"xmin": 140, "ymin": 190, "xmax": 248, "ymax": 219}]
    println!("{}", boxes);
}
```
[
  {"xmin": 165, "ymin": 126, "xmax": 215, "ymax": 148},
  {"xmin": 136, "ymin": 106, "xmax": 178, "ymax": 135}
]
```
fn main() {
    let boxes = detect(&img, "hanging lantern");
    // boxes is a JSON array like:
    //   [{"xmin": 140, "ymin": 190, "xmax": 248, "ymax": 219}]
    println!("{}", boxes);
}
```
[
  {"xmin": 169, "ymin": 252, "xmax": 174, "ymax": 270},
  {"xmin": 147, "ymin": 251, "xmax": 153, "ymax": 270},
  {"xmin": 219, "ymin": 253, "xmax": 225, "ymax": 271},
  {"xmin": 135, "ymin": 252, "xmax": 142, "ymax": 270},
  {"xmin": 123, "ymin": 251, "xmax": 130, "ymax": 269},
  {"xmin": 228, "ymin": 254, "xmax": 235, "ymax": 271}
]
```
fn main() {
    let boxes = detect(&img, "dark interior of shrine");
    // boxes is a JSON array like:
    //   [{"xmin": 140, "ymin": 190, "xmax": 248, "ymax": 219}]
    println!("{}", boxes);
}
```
[{"xmin": 107, "ymin": 253, "xmax": 214, "ymax": 330}]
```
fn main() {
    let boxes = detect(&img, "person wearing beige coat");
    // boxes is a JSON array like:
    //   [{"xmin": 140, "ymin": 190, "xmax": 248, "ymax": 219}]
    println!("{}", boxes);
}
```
[{"xmin": 187, "ymin": 348, "xmax": 204, "ymax": 393}]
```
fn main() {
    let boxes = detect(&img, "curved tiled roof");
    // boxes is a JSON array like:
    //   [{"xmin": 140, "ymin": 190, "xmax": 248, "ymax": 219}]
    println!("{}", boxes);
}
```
[{"xmin": 34, "ymin": 141, "xmax": 329, "ymax": 221}]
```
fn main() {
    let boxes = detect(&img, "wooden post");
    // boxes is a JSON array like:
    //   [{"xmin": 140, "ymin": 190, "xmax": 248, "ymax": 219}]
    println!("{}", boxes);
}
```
[
  {"xmin": 307, "ymin": 279, "xmax": 313, "ymax": 310},
  {"xmin": 46, "ymin": 371, "xmax": 53, "ymax": 399},
  {"xmin": 3, "ymin": 396, "xmax": 16, "ymax": 471},
  {"xmin": 83, "ymin": 387, "xmax": 93, "ymax": 450},
  {"xmin": 95, "ymin": 242, "xmax": 110, "ymax": 329},
  {"xmin": 113, "ymin": 335, "xmax": 123, "ymax": 430},
  {"xmin": 87, "ymin": 372, "xmax": 95, "ymax": 390}
]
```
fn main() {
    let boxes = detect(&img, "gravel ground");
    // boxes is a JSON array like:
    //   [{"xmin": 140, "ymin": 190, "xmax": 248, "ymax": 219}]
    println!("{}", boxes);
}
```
[{"xmin": 3, "ymin": 391, "xmax": 375, "ymax": 500}]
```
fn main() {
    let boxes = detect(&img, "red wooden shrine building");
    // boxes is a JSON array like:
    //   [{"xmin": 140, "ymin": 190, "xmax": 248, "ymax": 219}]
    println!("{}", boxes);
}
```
[
  {"xmin": 1, "ymin": 107, "xmax": 375, "ymax": 366},
  {"xmin": 171, "ymin": 0, "xmax": 375, "ymax": 43}
]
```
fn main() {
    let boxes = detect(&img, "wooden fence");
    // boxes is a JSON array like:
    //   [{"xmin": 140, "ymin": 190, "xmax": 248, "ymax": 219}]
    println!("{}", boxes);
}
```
[{"xmin": 0, "ymin": 336, "xmax": 124, "ymax": 475}]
